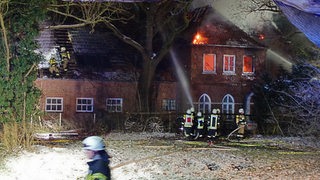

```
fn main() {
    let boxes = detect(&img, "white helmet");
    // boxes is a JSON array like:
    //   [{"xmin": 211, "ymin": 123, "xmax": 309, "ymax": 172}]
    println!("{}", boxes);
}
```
[
  {"xmin": 82, "ymin": 136, "xmax": 106, "ymax": 151},
  {"xmin": 61, "ymin": 47, "xmax": 66, "ymax": 52},
  {"xmin": 239, "ymin": 108, "xmax": 244, "ymax": 114},
  {"xmin": 197, "ymin": 111, "xmax": 202, "ymax": 117},
  {"xmin": 212, "ymin": 109, "xmax": 217, "ymax": 114},
  {"xmin": 190, "ymin": 107, "xmax": 195, "ymax": 112},
  {"xmin": 186, "ymin": 109, "xmax": 191, "ymax": 114}
]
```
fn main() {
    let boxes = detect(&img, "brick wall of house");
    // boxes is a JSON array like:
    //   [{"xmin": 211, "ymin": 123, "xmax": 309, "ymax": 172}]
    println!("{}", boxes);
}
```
[
  {"xmin": 34, "ymin": 79, "xmax": 178, "ymax": 121},
  {"xmin": 190, "ymin": 45, "xmax": 266, "ymax": 112},
  {"xmin": 154, "ymin": 82, "xmax": 178, "ymax": 112},
  {"xmin": 191, "ymin": 46, "xmax": 266, "ymax": 84}
]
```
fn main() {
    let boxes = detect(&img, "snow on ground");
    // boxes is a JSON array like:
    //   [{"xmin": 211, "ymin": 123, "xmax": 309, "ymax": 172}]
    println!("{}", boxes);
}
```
[
  {"xmin": 0, "ymin": 132, "xmax": 319, "ymax": 180},
  {"xmin": 0, "ymin": 146, "xmax": 87, "ymax": 180}
]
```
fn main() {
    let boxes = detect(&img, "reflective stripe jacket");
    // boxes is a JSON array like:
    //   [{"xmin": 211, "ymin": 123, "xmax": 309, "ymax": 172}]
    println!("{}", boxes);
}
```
[
  {"xmin": 86, "ymin": 152, "xmax": 111, "ymax": 180},
  {"xmin": 236, "ymin": 114, "xmax": 246, "ymax": 125},
  {"xmin": 208, "ymin": 114, "xmax": 218, "ymax": 130},
  {"xmin": 197, "ymin": 116, "xmax": 204, "ymax": 129},
  {"xmin": 183, "ymin": 114, "xmax": 193, "ymax": 128}
]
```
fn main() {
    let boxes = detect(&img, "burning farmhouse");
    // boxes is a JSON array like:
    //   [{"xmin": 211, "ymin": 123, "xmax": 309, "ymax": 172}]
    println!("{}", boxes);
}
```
[{"xmin": 34, "ymin": 6, "xmax": 267, "ymax": 134}]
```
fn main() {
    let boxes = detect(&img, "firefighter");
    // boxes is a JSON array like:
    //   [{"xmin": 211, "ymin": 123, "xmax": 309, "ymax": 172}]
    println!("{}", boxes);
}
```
[
  {"xmin": 49, "ymin": 57, "xmax": 60, "ymax": 77},
  {"xmin": 189, "ymin": 107, "xmax": 197, "ymax": 135},
  {"xmin": 82, "ymin": 136, "xmax": 111, "ymax": 180},
  {"xmin": 207, "ymin": 109, "xmax": 219, "ymax": 145},
  {"xmin": 207, "ymin": 109, "xmax": 219, "ymax": 138},
  {"xmin": 182, "ymin": 109, "xmax": 194, "ymax": 137},
  {"xmin": 190, "ymin": 107, "xmax": 196, "ymax": 118},
  {"xmin": 236, "ymin": 108, "xmax": 246, "ymax": 139},
  {"xmin": 194, "ymin": 111, "xmax": 205, "ymax": 139},
  {"xmin": 60, "ymin": 46, "xmax": 70, "ymax": 72}
]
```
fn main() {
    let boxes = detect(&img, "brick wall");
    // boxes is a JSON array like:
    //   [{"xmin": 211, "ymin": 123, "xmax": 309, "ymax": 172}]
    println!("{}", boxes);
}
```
[
  {"xmin": 35, "ymin": 79, "xmax": 178, "ymax": 121},
  {"xmin": 190, "ymin": 45, "xmax": 266, "ymax": 112}
]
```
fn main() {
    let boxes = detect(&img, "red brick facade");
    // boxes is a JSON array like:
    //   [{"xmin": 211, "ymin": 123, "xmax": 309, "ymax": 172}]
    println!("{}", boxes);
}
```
[
  {"xmin": 35, "ymin": 79, "xmax": 177, "ymax": 121},
  {"xmin": 189, "ymin": 45, "xmax": 266, "ymax": 114}
]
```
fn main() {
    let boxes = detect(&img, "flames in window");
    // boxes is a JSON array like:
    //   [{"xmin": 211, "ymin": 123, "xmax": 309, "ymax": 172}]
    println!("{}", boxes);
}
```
[{"xmin": 192, "ymin": 32, "xmax": 208, "ymax": 44}]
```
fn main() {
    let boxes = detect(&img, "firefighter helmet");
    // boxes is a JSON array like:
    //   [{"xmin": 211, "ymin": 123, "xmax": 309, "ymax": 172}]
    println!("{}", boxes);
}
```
[
  {"xmin": 239, "ymin": 108, "xmax": 244, "ymax": 114},
  {"xmin": 82, "ymin": 136, "xmax": 106, "ymax": 151},
  {"xmin": 197, "ymin": 111, "xmax": 202, "ymax": 117},
  {"xmin": 212, "ymin": 109, "xmax": 217, "ymax": 114},
  {"xmin": 61, "ymin": 47, "xmax": 66, "ymax": 52},
  {"xmin": 190, "ymin": 107, "xmax": 195, "ymax": 113},
  {"xmin": 186, "ymin": 109, "xmax": 191, "ymax": 115}
]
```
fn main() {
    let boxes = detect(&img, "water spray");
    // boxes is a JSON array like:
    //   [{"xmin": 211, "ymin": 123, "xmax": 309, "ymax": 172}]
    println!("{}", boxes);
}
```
[
  {"xmin": 169, "ymin": 49, "xmax": 193, "ymax": 107},
  {"xmin": 267, "ymin": 49, "xmax": 292, "ymax": 72}
]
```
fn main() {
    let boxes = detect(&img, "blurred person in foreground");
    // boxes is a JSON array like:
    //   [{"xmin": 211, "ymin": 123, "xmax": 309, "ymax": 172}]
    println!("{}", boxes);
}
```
[{"xmin": 82, "ymin": 136, "xmax": 111, "ymax": 180}]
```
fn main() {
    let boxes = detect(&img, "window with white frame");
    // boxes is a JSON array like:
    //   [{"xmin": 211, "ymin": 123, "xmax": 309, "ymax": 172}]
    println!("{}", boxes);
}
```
[
  {"xmin": 222, "ymin": 94, "xmax": 234, "ymax": 115},
  {"xmin": 45, "ymin": 97, "xmax": 63, "ymax": 112},
  {"xmin": 223, "ymin": 55, "xmax": 236, "ymax": 74},
  {"xmin": 76, "ymin": 98, "xmax": 94, "ymax": 112},
  {"xmin": 162, "ymin": 99, "xmax": 176, "ymax": 111},
  {"xmin": 243, "ymin": 55, "xmax": 254, "ymax": 74},
  {"xmin": 198, "ymin": 94, "xmax": 211, "ymax": 113},
  {"xmin": 203, "ymin": 53, "xmax": 216, "ymax": 73},
  {"xmin": 106, "ymin": 98, "xmax": 123, "ymax": 112}
]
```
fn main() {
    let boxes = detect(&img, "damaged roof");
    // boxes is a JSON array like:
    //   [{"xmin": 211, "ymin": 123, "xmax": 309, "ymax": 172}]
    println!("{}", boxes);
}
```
[
  {"xmin": 36, "ymin": 21, "xmax": 138, "ymax": 69},
  {"xmin": 190, "ymin": 6, "xmax": 265, "ymax": 49}
]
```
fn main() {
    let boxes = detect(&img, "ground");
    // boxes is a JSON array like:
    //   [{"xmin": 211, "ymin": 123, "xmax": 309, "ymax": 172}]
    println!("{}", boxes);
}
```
[{"xmin": 0, "ymin": 132, "xmax": 319, "ymax": 180}]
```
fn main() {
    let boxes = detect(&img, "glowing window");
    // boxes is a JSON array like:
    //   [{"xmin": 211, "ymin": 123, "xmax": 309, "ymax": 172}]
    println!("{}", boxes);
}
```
[
  {"xmin": 76, "ymin": 98, "xmax": 94, "ymax": 112},
  {"xmin": 106, "ymin": 98, "xmax": 123, "ymax": 112},
  {"xmin": 203, "ymin": 54, "xmax": 216, "ymax": 73},
  {"xmin": 223, "ymin": 55, "xmax": 235, "ymax": 74},
  {"xmin": 243, "ymin": 55, "xmax": 254, "ymax": 73},
  {"xmin": 45, "ymin": 97, "xmax": 63, "ymax": 112}
]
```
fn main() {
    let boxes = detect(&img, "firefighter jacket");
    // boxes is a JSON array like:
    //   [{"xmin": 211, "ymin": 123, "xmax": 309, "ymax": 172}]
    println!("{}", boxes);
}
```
[
  {"xmin": 60, "ymin": 51, "xmax": 70, "ymax": 60},
  {"xmin": 208, "ymin": 114, "xmax": 218, "ymax": 130},
  {"xmin": 197, "ymin": 116, "xmax": 205, "ymax": 129},
  {"xmin": 183, "ymin": 114, "xmax": 193, "ymax": 128},
  {"xmin": 86, "ymin": 151, "xmax": 111, "ymax": 180},
  {"xmin": 49, "ymin": 58, "xmax": 58, "ymax": 66},
  {"xmin": 236, "ymin": 114, "xmax": 246, "ymax": 125}
]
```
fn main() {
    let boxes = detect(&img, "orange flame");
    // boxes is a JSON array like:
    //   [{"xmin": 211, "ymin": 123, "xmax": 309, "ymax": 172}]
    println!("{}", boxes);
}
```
[
  {"xmin": 258, "ymin": 34, "xmax": 265, "ymax": 40},
  {"xmin": 192, "ymin": 32, "xmax": 208, "ymax": 44}
]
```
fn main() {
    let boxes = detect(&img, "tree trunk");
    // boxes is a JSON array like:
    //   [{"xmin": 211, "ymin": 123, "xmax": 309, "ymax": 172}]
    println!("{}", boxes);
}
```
[{"xmin": 138, "ymin": 58, "xmax": 157, "ymax": 112}]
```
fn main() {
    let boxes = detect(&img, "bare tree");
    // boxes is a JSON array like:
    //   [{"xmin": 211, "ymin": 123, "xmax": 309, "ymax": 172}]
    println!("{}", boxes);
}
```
[
  {"xmin": 244, "ymin": 0, "xmax": 279, "ymax": 13},
  {"xmin": 47, "ymin": 0, "xmax": 191, "ymax": 112},
  {"xmin": 267, "ymin": 64, "xmax": 320, "ymax": 136}
]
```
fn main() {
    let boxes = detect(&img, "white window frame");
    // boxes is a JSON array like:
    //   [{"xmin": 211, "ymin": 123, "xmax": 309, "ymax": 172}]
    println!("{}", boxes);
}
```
[
  {"xmin": 76, "ymin": 98, "xmax": 94, "ymax": 112},
  {"xmin": 223, "ymin": 54, "xmax": 236, "ymax": 75},
  {"xmin": 106, "ymin": 98, "xmax": 123, "ymax": 112},
  {"xmin": 162, "ymin": 99, "xmax": 176, "ymax": 111},
  {"xmin": 198, "ymin": 94, "xmax": 211, "ymax": 114},
  {"xmin": 222, "ymin": 94, "xmax": 235, "ymax": 114},
  {"xmin": 45, "ymin": 97, "xmax": 63, "ymax": 112},
  {"xmin": 242, "ymin": 55, "xmax": 254, "ymax": 74},
  {"xmin": 203, "ymin": 53, "xmax": 216, "ymax": 74}
]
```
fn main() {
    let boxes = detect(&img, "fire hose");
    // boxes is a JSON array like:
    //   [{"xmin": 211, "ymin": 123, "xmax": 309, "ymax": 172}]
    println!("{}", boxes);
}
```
[{"xmin": 226, "ymin": 126, "xmax": 242, "ymax": 141}]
